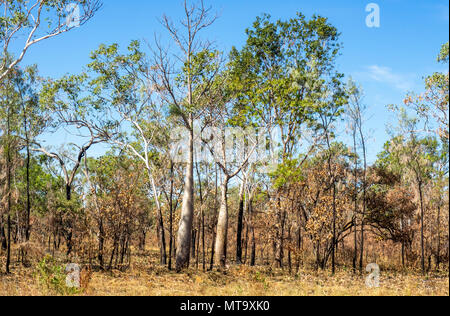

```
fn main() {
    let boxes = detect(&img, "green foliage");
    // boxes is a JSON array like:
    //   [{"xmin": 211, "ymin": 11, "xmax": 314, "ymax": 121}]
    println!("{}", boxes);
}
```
[
  {"xmin": 403, "ymin": 42, "xmax": 449, "ymax": 141},
  {"xmin": 377, "ymin": 132, "xmax": 441, "ymax": 187},
  {"xmin": 438, "ymin": 42, "xmax": 449, "ymax": 64},
  {"xmin": 35, "ymin": 255, "xmax": 80, "ymax": 296},
  {"xmin": 227, "ymin": 13, "xmax": 346, "ymax": 156},
  {"xmin": 270, "ymin": 158, "xmax": 304, "ymax": 189}
]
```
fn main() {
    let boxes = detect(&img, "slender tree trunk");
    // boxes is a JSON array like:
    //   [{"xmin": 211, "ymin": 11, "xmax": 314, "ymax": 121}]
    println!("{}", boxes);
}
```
[
  {"xmin": 236, "ymin": 179, "xmax": 246, "ymax": 264},
  {"xmin": 209, "ymin": 167, "xmax": 219, "ymax": 271},
  {"xmin": 191, "ymin": 228, "xmax": 197, "ymax": 260},
  {"xmin": 401, "ymin": 241, "xmax": 405, "ymax": 268},
  {"xmin": 176, "ymin": 122, "xmax": 194, "ymax": 271},
  {"xmin": 98, "ymin": 218, "xmax": 105, "ymax": 269},
  {"xmin": 196, "ymin": 218, "xmax": 200, "ymax": 268},
  {"xmin": 6, "ymin": 214, "xmax": 11, "ymax": 274},
  {"xmin": 209, "ymin": 228, "xmax": 216, "ymax": 271},
  {"xmin": 5, "ymin": 105, "xmax": 12, "ymax": 274},
  {"xmin": 331, "ymin": 181, "xmax": 336, "ymax": 274},
  {"xmin": 247, "ymin": 196, "xmax": 256, "ymax": 267},
  {"xmin": 296, "ymin": 224, "xmax": 302, "ymax": 273},
  {"xmin": 436, "ymin": 204, "xmax": 441, "ymax": 271},
  {"xmin": 0, "ymin": 223, "xmax": 6, "ymax": 251},
  {"xmin": 243, "ymin": 219, "xmax": 249, "ymax": 264},
  {"xmin": 64, "ymin": 185, "xmax": 74, "ymax": 257},
  {"xmin": 214, "ymin": 177, "xmax": 230, "ymax": 270},
  {"xmin": 22, "ymin": 100, "xmax": 31, "ymax": 242},
  {"xmin": 274, "ymin": 197, "xmax": 287, "ymax": 269},
  {"xmin": 325, "ymin": 133, "xmax": 337, "ymax": 274},
  {"xmin": 359, "ymin": 125, "xmax": 367, "ymax": 273},
  {"xmin": 168, "ymin": 163, "xmax": 174, "ymax": 271},
  {"xmin": 25, "ymin": 141, "xmax": 31, "ymax": 242},
  {"xmin": 147, "ymin": 170, "xmax": 167, "ymax": 266},
  {"xmin": 352, "ymin": 132, "xmax": 358, "ymax": 273},
  {"xmin": 202, "ymin": 205, "xmax": 206, "ymax": 272},
  {"xmin": 250, "ymin": 226, "xmax": 256, "ymax": 267},
  {"xmin": 418, "ymin": 180, "xmax": 425, "ymax": 275},
  {"xmin": 288, "ymin": 226, "xmax": 292, "ymax": 274},
  {"xmin": 157, "ymin": 207, "xmax": 167, "ymax": 265},
  {"xmin": 400, "ymin": 216, "xmax": 405, "ymax": 268}
]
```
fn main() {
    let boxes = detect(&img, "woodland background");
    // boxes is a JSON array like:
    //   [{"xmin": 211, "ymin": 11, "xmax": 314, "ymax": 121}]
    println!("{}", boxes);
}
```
[{"xmin": 0, "ymin": 0, "xmax": 448, "ymax": 296}]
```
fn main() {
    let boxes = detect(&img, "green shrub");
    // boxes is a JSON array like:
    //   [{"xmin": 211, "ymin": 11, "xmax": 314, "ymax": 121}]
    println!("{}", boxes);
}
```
[{"xmin": 35, "ymin": 255, "xmax": 80, "ymax": 296}]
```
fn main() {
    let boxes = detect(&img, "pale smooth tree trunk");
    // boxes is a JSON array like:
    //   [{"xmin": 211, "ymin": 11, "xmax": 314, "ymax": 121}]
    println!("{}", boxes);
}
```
[
  {"xmin": 176, "ymin": 123, "xmax": 195, "ymax": 271},
  {"xmin": 214, "ymin": 176, "xmax": 230, "ymax": 270},
  {"xmin": 150, "ymin": 173, "xmax": 167, "ymax": 265}
]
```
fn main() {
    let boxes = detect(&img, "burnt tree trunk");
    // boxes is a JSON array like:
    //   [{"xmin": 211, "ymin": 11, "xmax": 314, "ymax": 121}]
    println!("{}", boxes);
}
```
[{"xmin": 236, "ymin": 181, "xmax": 246, "ymax": 264}]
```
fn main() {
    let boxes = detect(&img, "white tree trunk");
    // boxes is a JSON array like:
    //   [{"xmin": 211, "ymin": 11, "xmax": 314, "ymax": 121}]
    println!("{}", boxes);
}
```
[
  {"xmin": 176, "ymin": 125, "xmax": 195, "ymax": 271},
  {"xmin": 214, "ymin": 177, "xmax": 230, "ymax": 270}
]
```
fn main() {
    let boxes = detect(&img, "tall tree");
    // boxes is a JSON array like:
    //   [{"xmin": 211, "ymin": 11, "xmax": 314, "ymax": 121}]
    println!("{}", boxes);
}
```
[
  {"xmin": 150, "ymin": 0, "xmax": 220, "ymax": 271},
  {"xmin": 14, "ymin": 65, "xmax": 42, "ymax": 241},
  {"xmin": 384, "ymin": 109, "xmax": 440, "ymax": 274},
  {"xmin": 0, "ymin": 62, "xmax": 21, "ymax": 273},
  {"xmin": 346, "ymin": 79, "xmax": 368, "ymax": 273},
  {"xmin": 229, "ymin": 13, "xmax": 345, "ymax": 269}
]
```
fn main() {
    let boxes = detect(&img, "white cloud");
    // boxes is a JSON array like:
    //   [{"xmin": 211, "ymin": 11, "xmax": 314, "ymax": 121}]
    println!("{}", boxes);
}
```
[{"xmin": 365, "ymin": 65, "xmax": 415, "ymax": 92}]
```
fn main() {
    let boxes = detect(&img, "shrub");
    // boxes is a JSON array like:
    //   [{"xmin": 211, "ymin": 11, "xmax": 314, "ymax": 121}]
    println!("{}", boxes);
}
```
[{"xmin": 35, "ymin": 255, "xmax": 80, "ymax": 296}]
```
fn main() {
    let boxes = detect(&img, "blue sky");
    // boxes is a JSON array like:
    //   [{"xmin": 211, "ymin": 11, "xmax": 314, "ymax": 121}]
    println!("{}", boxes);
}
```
[{"xmin": 16, "ymin": 0, "xmax": 450, "ymax": 163}]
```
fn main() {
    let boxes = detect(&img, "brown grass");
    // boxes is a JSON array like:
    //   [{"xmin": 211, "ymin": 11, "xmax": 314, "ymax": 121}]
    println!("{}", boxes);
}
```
[{"xmin": 0, "ymin": 248, "xmax": 448, "ymax": 296}]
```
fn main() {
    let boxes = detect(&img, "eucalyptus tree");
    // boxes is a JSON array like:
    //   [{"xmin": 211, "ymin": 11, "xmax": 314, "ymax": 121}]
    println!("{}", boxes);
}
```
[
  {"xmin": 149, "ymin": 0, "xmax": 222, "ymax": 271},
  {"xmin": 384, "ymin": 108, "xmax": 440, "ymax": 274},
  {"xmin": 200, "ymin": 79, "xmax": 261, "ymax": 270},
  {"xmin": 14, "ymin": 65, "xmax": 43, "ymax": 241},
  {"xmin": 85, "ymin": 41, "xmax": 173, "ymax": 265},
  {"xmin": 346, "ymin": 79, "xmax": 369, "ymax": 273},
  {"xmin": 38, "ymin": 73, "xmax": 108, "ymax": 202},
  {"xmin": 39, "ymin": 39, "xmax": 174, "ymax": 265},
  {"xmin": 314, "ymin": 80, "xmax": 347, "ymax": 274},
  {"xmin": 0, "ymin": 63, "xmax": 21, "ymax": 273},
  {"xmin": 36, "ymin": 70, "xmax": 111, "ymax": 256},
  {"xmin": 1, "ymin": 60, "xmax": 43, "ymax": 271},
  {"xmin": 0, "ymin": 63, "xmax": 41, "ymax": 268},
  {"xmin": 228, "ymin": 13, "xmax": 346, "ymax": 269},
  {"xmin": 1, "ymin": 0, "xmax": 101, "ymax": 81},
  {"xmin": 431, "ymin": 140, "xmax": 448, "ymax": 271}
]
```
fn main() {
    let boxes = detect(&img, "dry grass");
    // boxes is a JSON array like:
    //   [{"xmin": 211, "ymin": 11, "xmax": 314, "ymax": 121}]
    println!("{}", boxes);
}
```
[{"xmin": 0, "ymin": 248, "xmax": 448, "ymax": 296}]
